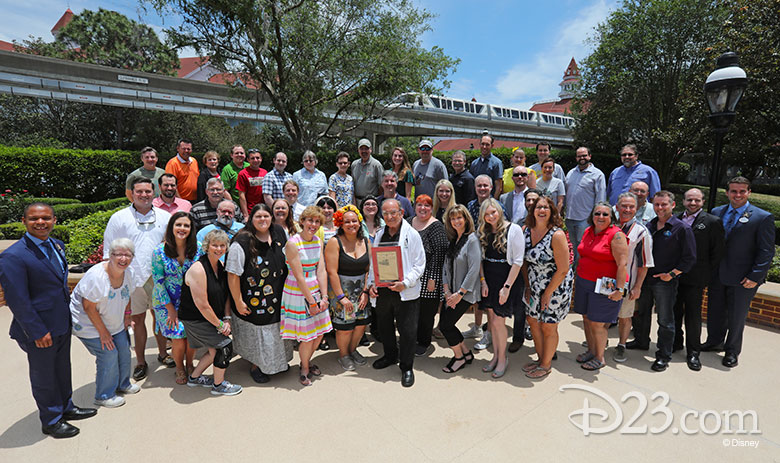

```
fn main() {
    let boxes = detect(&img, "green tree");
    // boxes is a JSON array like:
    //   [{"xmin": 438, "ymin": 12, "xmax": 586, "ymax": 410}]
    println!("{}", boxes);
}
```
[
  {"xmin": 572, "ymin": 0, "xmax": 727, "ymax": 183},
  {"xmin": 18, "ymin": 8, "xmax": 179, "ymax": 75},
  {"xmin": 148, "ymin": 0, "xmax": 458, "ymax": 150},
  {"xmin": 710, "ymin": 0, "xmax": 780, "ymax": 178}
]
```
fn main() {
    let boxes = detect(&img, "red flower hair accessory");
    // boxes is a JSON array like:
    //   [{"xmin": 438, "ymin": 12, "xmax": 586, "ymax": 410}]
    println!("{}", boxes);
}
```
[{"xmin": 333, "ymin": 205, "xmax": 364, "ymax": 228}]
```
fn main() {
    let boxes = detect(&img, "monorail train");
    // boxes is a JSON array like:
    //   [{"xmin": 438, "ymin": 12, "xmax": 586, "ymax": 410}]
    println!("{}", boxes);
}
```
[{"xmin": 390, "ymin": 92, "xmax": 575, "ymax": 130}]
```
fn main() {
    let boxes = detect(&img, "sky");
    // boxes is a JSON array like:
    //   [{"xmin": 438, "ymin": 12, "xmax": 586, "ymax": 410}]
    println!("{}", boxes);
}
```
[{"xmin": 0, "ymin": 0, "xmax": 619, "ymax": 111}]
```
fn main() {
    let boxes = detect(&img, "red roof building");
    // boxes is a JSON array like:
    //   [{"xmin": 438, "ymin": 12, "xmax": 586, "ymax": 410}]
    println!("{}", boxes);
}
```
[
  {"xmin": 529, "ymin": 57, "xmax": 582, "ymax": 115},
  {"xmin": 50, "ymin": 8, "xmax": 74, "ymax": 37},
  {"xmin": 0, "ymin": 40, "xmax": 15, "ymax": 52}
]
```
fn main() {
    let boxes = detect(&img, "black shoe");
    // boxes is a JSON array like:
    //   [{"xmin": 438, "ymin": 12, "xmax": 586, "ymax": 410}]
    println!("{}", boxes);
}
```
[
  {"xmin": 372, "ymin": 356, "xmax": 398, "ymax": 370},
  {"xmin": 686, "ymin": 353, "xmax": 702, "ymax": 371},
  {"xmin": 508, "ymin": 340, "xmax": 523, "ymax": 353},
  {"xmin": 524, "ymin": 326, "xmax": 533, "ymax": 341},
  {"xmin": 63, "ymin": 406, "xmax": 97, "ymax": 421},
  {"xmin": 722, "ymin": 353, "xmax": 738, "ymax": 368},
  {"xmin": 552, "ymin": 352, "xmax": 558, "ymax": 361},
  {"xmin": 463, "ymin": 350, "xmax": 475, "ymax": 364},
  {"xmin": 651, "ymin": 359, "xmax": 669, "ymax": 372},
  {"xmin": 42, "ymin": 420, "xmax": 79, "ymax": 438},
  {"xmin": 701, "ymin": 342, "xmax": 725, "ymax": 352},
  {"xmin": 250, "ymin": 367, "xmax": 270, "ymax": 384},
  {"xmin": 319, "ymin": 339, "xmax": 330, "ymax": 351},
  {"xmin": 626, "ymin": 340, "xmax": 649, "ymax": 351},
  {"xmin": 132, "ymin": 363, "xmax": 148, "ymax": 381},
  {"xmin": 401, "ymin": 370, "xmax": 415, "ymax": 387},
  {"xmin": 359, "ymin": 334, "xmax": 370, "ymax": 347}
]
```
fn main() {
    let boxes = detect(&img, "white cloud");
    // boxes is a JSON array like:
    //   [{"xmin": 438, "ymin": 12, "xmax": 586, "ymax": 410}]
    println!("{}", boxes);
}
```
[{"xmin": 489, "ymin": 0, "xmax": 616, "ymax": 109}]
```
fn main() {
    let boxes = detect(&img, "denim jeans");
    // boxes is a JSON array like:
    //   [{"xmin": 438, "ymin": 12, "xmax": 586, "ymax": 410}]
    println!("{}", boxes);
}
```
[
  {"xmin": 79, "ymin": 330, "xmax": 132, "ymax": 400},
  {"xmin": 565, "ymin": 218, "xmax": 589, "ymax": 268},
  {"xmin": 635, "ymin": 279, "xmax": 678, "ymax": 361}
]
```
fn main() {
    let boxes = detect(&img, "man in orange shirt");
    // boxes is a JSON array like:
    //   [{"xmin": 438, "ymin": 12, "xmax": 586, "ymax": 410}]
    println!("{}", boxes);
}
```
[{"xmin": 165, "ymin": 139, "xmax": 199, "ymax": 201}]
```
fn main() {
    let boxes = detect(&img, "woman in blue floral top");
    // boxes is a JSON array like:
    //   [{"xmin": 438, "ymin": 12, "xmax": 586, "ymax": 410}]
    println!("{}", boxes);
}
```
[
  {"xmin": 152, "ymin": 211, "xmax": 202, "ymax": 384},
  {"xmin": 328, "ymin": 151, "xmax": 355, "ymax": 208}
]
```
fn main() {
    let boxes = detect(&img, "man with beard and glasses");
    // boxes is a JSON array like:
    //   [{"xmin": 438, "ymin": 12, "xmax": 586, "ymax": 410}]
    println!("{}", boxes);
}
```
[
  {"xmin": 191, "ymin": 178, "xmax": 243, "ymax": 230},
  {"xmin": 196, "ymin": 200, "xmax": 245, "ymax": 243}
]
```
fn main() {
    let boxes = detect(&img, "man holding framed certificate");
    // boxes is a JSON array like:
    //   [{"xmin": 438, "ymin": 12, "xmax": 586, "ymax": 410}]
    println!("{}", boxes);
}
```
[{"xmin": 368, "ymin": 199, "xmax": 426, "ymax": 387}]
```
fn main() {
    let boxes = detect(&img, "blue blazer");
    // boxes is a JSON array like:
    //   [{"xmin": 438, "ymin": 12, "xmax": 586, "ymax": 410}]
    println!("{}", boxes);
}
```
[
  {"xmin": 0, "ymin": 235, "xmax": 71, "ymax": 342},
  {"xmin": 712, "ymin": 203, "xmax": 775, "ymax": 286}
]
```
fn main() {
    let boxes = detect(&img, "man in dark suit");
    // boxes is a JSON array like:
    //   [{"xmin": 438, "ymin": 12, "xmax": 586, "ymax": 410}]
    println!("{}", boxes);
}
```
[
  {"xmin": 0, "ymin": 203, "xmax": 96, "ymax": 438},
  {"xmin": 703, "ymin": 177, "xmax": 775, "ymax": 367},
  {"xmin": 673, "ymin": 188, "xmax": 725, "ymax": 371}
]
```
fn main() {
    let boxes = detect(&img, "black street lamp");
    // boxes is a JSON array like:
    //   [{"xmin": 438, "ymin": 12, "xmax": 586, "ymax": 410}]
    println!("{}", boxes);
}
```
[{"xmin": 704, "ymin": 51, "xmax": 747, "ymax": 212}]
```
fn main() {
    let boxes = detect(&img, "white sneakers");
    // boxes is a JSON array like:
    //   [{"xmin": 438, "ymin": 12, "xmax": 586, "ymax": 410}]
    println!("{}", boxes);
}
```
[{"xmin": 94, "ymin": 396, "xmax": 126, "ymax": 408}]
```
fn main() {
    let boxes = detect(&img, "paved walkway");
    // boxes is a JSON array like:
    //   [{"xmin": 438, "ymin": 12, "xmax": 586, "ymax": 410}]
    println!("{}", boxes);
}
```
[{"xmin": 0, "ymin": 307, "xmax": 777, "ymax": 462}]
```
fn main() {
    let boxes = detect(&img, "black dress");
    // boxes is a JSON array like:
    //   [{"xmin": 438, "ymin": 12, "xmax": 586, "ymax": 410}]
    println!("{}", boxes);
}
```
[{"xmin": 480, "ymin": 233, "xmax": 520, "ymax": 318}]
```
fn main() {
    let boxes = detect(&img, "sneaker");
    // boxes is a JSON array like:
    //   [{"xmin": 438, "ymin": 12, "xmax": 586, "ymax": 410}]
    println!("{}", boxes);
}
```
[
  {"xmin": 118, "ymin": 383, "xmax": 141, "ymax": 394},
  {"xmin": 474, "ymin": 330, "xmax": 492, "ymax": 350},
  {"xmin": 187, "ymin": 375, "xmax": 214, "ymax": 388},
  {"xmin": 339, "ymin": 355, "xmax": 356, "ymax": 371},
  {"xmin": 211, "ymin": 380, "xmax": 242, "ymax": 396},
  {"xmin": 350, "ymin": 350, "xmax": 367, "ymax": 366},
  {"xmin": 613, "ymin": 345, "xmax": 627, "ymax": 363},
  {"xmin": 95, "ymin": 395, "xmax": 125, "ymax": 408},
  {"xmin": 415, "ymin": 344, "xmax": 433, "ymax": 357},
  {"xmin": 524, "ymin": 325, "xmax": 533, "ymax": 341},
  {"xmin": 461, "ymin": 324, "xmax": 484, "ymax": 339}
]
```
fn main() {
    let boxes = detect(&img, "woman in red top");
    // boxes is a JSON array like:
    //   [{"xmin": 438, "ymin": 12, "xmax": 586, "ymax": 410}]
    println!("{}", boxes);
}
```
[{"xmin": 573, "ymin": 201, "xmax": 628, "ymax": 370}]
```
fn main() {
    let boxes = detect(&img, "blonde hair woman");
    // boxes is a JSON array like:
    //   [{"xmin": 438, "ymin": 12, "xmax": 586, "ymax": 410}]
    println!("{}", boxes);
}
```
[{"xmin": 432, "ymin": 179, "xmax": 456, "ymax": 221}]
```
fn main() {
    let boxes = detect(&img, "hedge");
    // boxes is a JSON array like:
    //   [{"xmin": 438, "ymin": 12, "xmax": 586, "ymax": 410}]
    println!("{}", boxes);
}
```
[
  {"xmin": 52, "ymin": 198, "xmax": 128, "ymax": 223},
  {"xmin": 0, "ymin": 195, "xmax": 81, "ymax": 224},
  {"xmin": 0, "ymin": 223, "xmax": 69, "ymax": 241},
  {"xmin": 64, "ymin": 207, "xmax": 123, "ymax": 264}
]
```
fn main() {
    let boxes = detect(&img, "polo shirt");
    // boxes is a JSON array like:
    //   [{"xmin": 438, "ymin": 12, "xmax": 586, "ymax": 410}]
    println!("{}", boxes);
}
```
[
  {"xmin": 152, "ymin": 196, "xmax": 192, "ymax": 214},
  {"xmin": 645, "ymin": 215, "xmax": 696, "ymax": 278},
  {"xmin": 351, "ymin": 156, "xmax": 384, "ymax": 199},
  {"xmin": 451, "ymin": 169, "xmax": 476, "ymax": 205},
  {"xmin": 165, "ymin": 155, "xmax": 199, "ymax": 201},
  {"xmin": 606, "ymin": 161, "xmax": 661, "ymax": 205},
  {"xmin": 221, "ymin": 161, "xmax": 250, "ymax": 203},
  {"xmin": 237, "ymin": 166, "xmax": 268, "ymax": 212}
]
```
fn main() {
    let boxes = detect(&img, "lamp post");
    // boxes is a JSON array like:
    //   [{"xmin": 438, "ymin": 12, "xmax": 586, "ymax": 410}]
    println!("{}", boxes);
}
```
[{"xmin": 703, "ymin": 51, "xmax": 747, "ymax": 212}]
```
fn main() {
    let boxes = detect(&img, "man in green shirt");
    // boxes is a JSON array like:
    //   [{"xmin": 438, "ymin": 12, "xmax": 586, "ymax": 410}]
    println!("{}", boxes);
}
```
[
  {"xmin": 125, "ymin": 147, "xmax": 165, "ymax": 201},
  {"xmin": 221, "ymin": 145, "xmax": 249, "ymax": 203}
]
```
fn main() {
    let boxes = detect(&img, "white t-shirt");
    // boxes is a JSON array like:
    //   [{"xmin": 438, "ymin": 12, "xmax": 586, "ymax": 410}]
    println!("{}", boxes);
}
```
[{"xmin": 70, "ymin": 264, "xmax": 134, "ymax": 338}]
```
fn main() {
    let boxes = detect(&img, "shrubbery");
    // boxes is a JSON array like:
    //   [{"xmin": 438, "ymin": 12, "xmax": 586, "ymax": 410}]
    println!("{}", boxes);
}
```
[
  {"xmin": 52, "ymin": 198, "xmax": 128, "ymax": 223},
  {"xmin": 0, "ymin": 222, "xmax": 69, "ymax": 241},
  {"xmin": 64, "ymin": 207, "xmax": 123, "ymax": 264}
]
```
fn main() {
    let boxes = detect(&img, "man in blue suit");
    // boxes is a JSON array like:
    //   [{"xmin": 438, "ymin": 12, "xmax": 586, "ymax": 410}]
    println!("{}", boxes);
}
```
[
  {"xmin": 703, "ymin": 177, "xmax": 775, "ymax": 367},
  {"xmin": 0, "ymin": 203, "xmax": 97, "ymax": 438}
]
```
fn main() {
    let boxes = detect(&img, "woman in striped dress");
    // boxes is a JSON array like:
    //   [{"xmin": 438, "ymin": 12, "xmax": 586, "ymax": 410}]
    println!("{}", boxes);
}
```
[{"xmin": 280, "ymin": 205, "xmax": 333, "ymax": 386}]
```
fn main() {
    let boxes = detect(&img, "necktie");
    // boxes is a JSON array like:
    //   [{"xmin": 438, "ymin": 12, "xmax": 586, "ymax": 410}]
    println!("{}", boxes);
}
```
[
  {"xmin": 44, "ymin": 240, "xmax": 64, "ymax": 275},
  {"xmin": 723, "ymin": 209, "xmax": 738, "ymax": 236}
]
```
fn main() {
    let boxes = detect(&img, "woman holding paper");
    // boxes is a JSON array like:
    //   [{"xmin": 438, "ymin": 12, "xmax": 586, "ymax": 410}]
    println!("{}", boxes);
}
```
[
  {"xmin": 520, "ymin": 196, "xmax": 573, "ymax": 379},
  {"xmin": 572, "ymin": 201, "xmax": 628, "ymax": 371}
]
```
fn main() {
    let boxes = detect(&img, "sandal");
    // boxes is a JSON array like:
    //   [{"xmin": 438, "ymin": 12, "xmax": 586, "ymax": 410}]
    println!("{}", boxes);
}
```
[
  {"xmin": 526, "ymin": 366, "xmax": 551, "ymax": 379},
  {"xmin": 581, "ymin": 358, "xmax": 606, "ymax": 371},
  {"xmin": 442, "ymin": 357, "xmax": 467, "ymax": 374},
  {"xmin": 522, "ymin": 361, "xmax": 540, "ymax": 373},
  {"xmin": 463, "ymin": 350, "xmax": 475, "ymax": 364},
  {"xmin": 158, "ymin": 354, "xmax": 176, "ymax": 368},
  {"xmin": 492, "ymin": 359, "xmax": 509, "ymax": 379},
  {"xmin": 299, "ymin": 372, "xmax": 312, "ymax": 386},
  {"xmin": 576, "ymin": 351, "xmax": 595, "ymax": 364},
  {"xmin": 307, "ymin": 364, "xmax": 322, "ymax": 377},
  {"xmin": 482, "ymin": 361, "xmax": 497, "ymax": 373},
  {"xmin": 175, "ymin": 370, "xmax": 187, "ymax": 385}
]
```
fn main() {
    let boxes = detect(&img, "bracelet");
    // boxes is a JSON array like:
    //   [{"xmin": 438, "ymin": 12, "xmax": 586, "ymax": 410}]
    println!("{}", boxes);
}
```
[
  {"xmin": 480, "ymin": 277, "xmax": 485, "ymax": 282},
  {"xmin": 222, "ymin": 316, "xmax": 232, "ymax": 321},
  {"xmin": 336, "ymin": 293, "xmax": 345, "ymax": 301},
  {"xmin": 124, "ymin": 310, "xmax": 131, "ymax": 315},
  {"xmin": 503, "ymin": 284, "xmax": 510, "ymax": 289},
  {"xmin": 218, "ymin": 320, "xmax": 224, "ymax": 331}
]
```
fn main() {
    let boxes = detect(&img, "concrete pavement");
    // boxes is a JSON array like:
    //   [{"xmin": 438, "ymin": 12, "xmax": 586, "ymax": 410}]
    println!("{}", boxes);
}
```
[{"xmin": 0, "ymin": 307, "xmax": 778, "ymax": 462}]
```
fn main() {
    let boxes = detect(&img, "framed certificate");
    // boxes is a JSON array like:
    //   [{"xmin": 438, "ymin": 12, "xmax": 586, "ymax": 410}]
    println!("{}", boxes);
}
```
[{"xmin": 371, "ymin": 245, "xmax": 403, "ymax": 287}]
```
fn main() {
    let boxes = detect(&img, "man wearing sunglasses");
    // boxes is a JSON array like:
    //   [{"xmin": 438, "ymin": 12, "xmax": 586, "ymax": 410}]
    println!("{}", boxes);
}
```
[
  {"xmin": 413, "ymin": 139, "xmax": 448, "ymax": 199},
  {"xmin": 500, "ymin": 166, "xmax": 530, "ymax": 225},
  {"xmin": 606, "ymin": 144, "xmax": 661, "ymax": 205}
]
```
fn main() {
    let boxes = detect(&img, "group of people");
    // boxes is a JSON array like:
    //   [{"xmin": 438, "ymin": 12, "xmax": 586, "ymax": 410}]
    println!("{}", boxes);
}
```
[{"xmin": 0, "ymin": 135, "xmax": 774, "ymax": 439}]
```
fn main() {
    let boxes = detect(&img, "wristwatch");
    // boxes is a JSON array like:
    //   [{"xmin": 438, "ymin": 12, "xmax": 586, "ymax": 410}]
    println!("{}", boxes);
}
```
[
  {"xmin": 458, "ymin": 290, "xmax": 466, "ymax": 296},
  {"xmin": 669, "ymin": 271, "xmax": 680, "ymax": 279}
]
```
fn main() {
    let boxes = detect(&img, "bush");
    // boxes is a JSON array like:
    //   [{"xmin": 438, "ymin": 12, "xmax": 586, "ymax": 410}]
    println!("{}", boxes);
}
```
[
  {"xmin": 52, "ymin": 198, "xmax": 128, "ymax": 223},
  {"xmin": 768, "ymin": 246, "xmax": 780, "ymax": 284},
  {"xmin": 65, "ymin": 207, "xmax": 123, "ymax": 264},
  {"xmin": 0, "ymin": 222, "xmax": 69, "ymax": 241}
]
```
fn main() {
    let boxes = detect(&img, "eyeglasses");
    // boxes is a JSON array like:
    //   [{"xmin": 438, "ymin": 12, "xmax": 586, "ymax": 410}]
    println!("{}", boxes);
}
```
[
  {"xmin": 207, "ymin": 188, "xmax": 224, "ymax": 193},
  {"xmin": 111, "ymin": 252, "xmax": 133, "ymax": 258},
  {"xmin": 513, "ymin": 172, "xmax": 528, "ymax": 177},
  {"xmin": 536, "ymin": 205, "xmax": 550, "ymax": 210},
  {"xmin": 620, "ymin": 152, "xmax": 636, "ymax": 157},
  {"xmin": 382, "ymin": 210, "xmax": 402, "ymax": 217},
  {"xmin": 593, "ymin": 212, "xmax": 611, "ymax": 217},
  {"xmin": 247, "ymin": 149, "xmax": 260, "ymax": 154},
  {"xmin": 303, "ymin": 159, "xmax": 315, "ymax": 163},
  {"xmin": 419, "ymin": 146, "xmax": 432, "ymax": 151}
]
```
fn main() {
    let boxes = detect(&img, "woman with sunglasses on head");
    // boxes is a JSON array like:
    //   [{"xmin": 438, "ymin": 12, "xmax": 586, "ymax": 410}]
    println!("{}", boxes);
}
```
[
  {"xmin": 477, "ymin": 198, "xmax": 524, "ymax": 378},
  {"xmin": 227, "ymin": 203, "xmax": 292, "ymax": 384},
  {"xmin": 439, "ymin": 205, "xmax": 480, "ymax": 374},
  {"xmin": 293, "ymin": 151, "xmax": 328, "ymax": 206},
  {"xmin": 389, "ymin": 146, "xmax": 415, "ymax": 198},
  {"xmin": 572, "ymin": 201, "xmax": 628, "ymax": 371},
  {"xmin": 151, "ymin": 211, "xmax": 201, "ymax": 385},
  {"xmin": 502, "ymin": 147, "xmax": 537, "ymax": 194},
  {"xmin": 432, "ymin": 179, "xmax": 456, "ymax": 221},
  {"xmin": 328, "ymin": 151, "xmax": 355, "ymax": 208},
  {"xmin": 520, "ymin": 196, "xmax": 573, "ymax": 379}
]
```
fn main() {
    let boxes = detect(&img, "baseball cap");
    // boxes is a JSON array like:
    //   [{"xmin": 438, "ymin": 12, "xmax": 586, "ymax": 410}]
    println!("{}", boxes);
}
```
[
  {"xmin": 358, "ymin": 138, "xmax": 371, "ymax": 149},
  {"xmin": 418, "ymin": 139, "xmax": 433, "ymax": 149}
]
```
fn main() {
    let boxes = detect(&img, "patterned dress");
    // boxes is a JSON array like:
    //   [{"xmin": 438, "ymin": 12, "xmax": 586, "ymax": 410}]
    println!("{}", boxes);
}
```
[
  {"xmin": 280, "ymin": 234, "xmax": 333, "ymax": 341},
  {"xmin": 524, "ymin": 227, "xmax": 574, "ymax": 324},
  {"xmin": 152, "ymin": 243, "xmax": 202, "ymax": 339},
  {"xmin": 413, "ymin": 219, "xmax": 448, "ymax": 301}
]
